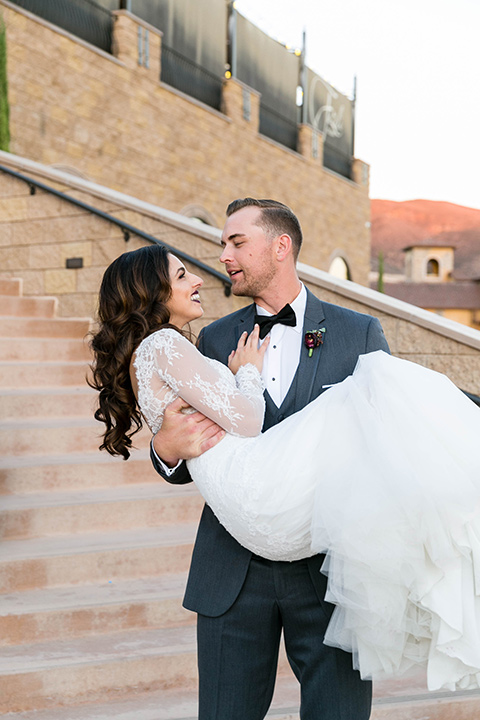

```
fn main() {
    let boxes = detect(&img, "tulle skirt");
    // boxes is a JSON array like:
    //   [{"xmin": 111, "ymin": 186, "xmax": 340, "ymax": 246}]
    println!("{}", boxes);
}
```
[{"xmin": 188, "ymin": 350, "xmax": 480, "ymax": 691}]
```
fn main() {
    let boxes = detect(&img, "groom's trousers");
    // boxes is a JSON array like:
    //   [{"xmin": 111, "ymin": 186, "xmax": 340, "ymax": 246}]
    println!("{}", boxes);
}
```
[{"xmin": 196, "ymin": 554, "xmax": 372, "ymax": 720}]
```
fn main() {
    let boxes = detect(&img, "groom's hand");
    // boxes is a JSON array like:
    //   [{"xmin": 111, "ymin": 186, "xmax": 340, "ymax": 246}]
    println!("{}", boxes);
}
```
[{"xmin": 152, "ymin": 397, "xmax": 225, "ymax": 467}]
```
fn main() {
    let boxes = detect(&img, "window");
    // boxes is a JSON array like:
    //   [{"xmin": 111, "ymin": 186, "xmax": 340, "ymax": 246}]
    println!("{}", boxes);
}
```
[
  {"xmin": 426, "ymin": 258, "xmax": 440, "ymax": 277},
  {"xmin": 329, "ymin": 256, "xmax": 351, "ymax": 280},
  {"xmin": 180, "ymin": 204, "xmax": 217, "ymax": 227}
]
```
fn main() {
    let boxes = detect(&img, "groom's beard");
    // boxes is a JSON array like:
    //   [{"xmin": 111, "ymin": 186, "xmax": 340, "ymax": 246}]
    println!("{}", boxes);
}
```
[{"xmin": 230, "ymin": 263, "xmax": 277, "ymax": 298}]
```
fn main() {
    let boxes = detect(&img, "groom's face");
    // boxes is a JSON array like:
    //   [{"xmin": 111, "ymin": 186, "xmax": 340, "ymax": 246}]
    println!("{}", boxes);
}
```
[{"xmin": 220, "ymin": 207, "xmax": 277, "ymax": 299}]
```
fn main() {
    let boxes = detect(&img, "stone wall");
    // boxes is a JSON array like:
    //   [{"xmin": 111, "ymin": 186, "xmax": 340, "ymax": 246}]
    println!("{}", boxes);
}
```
[
  {"xmin": 300, "ymin": 264, "xmax": 480, "ymax": 393},
  {"xmin": 1, "ymin": 152, "xmax": 479, "ymax": 395},
  {"xmin": 1, "ymin": 1, "xmax": 371, "ymax": 284},
  {"xmin": 0, "ymin": 153, "xmax": 249, "ymax": 323}
]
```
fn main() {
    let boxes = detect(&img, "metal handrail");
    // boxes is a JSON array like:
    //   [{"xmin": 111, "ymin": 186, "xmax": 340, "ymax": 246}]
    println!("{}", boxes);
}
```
[
  {"xmin": 0, "ymin": 164, "xmax": 232, "ymax": 296},
  {"xmin": 463, "ymin": 390, "xmax": 480, "ymax": 408}
]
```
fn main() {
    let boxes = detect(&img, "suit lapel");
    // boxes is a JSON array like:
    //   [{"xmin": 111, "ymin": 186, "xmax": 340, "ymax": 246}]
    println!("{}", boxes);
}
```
[
  {"xmin": 233, "ymin": 304, "xmax": 256, "ymax": 347},
  {"xmin": 294, "ymin": 290, "xmax": 326, "ymax": 411}
]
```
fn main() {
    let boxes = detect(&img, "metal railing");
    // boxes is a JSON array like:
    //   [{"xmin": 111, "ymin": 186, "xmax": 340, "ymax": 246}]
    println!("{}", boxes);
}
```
[
  {"xmin": 259, "ymin": 103, "xmax": 299, "ymax": 152},
  {"xmin": 0, "ymin": 164, "xmax": 232, "ymax": 296},
  {"xmin": 8, "ymin": 0, "xmax": 113, "ymax": 54},
  {"xmin": 463, "ymin": 390, "xmax": 480, "ymax": 408},
  {"xmin": 161, "ymin": 44, "xmax": 223, "ymax": 112}
]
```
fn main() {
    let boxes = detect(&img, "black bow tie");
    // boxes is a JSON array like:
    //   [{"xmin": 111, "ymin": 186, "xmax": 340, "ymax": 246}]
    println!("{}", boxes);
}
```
[{"xmin": 254, "ymin": 304, "xmax": 296, "ymax": 340}]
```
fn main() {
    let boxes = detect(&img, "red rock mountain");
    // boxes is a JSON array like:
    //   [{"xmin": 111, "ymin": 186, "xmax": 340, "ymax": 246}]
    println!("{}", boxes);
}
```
[{"xmin": 370, "ymin": 199, "xmax": 480, "ymax": 280}]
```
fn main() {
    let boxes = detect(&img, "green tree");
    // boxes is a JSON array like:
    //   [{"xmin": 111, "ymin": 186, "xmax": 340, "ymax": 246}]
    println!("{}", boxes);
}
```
[
  {"xmin": 377, "ymin": 251, "xmax": 384, "ymax": 293},
  {"xmin": 0, "ymin": 14, "xmax": 10, "ymax": 152}
]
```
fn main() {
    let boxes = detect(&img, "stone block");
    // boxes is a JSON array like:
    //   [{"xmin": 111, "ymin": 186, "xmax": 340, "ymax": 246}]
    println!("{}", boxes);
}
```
[
  {"xmin": 396, "ymin": 319, "xmax": 473, "ymax": 356},
  {"xmin": 61, "ymin": 242, "xmax": 93, "ymax": 269},
  {"xmin": 66, "ymin": 142, "xmax": 85, "ymax": 160},
  {"xmin": 0, "ymin": 197, "xmax": 29, "ymax": 222},
  {"xmin": 8, "ymin": 270, "xmax": 45, "ymax": 296},
  {"xmin": 0, "ymin": 245, "xmax": 30, "ymax": 270},
  {"xmin": 49, "ymin": 105, "xmax": 69, "ymax": 125},
  {"xmin": 0, "ymin": 224, "xmax": 14, "ymax": 247},
  {"xmin": 0, "ymin": 173, "xmax": 30, "ymax": 199},
  {"xmin": 26, "ymin": 194, "xmax": 75, "ymax": 220},
  {"xmin": 44, "ymin": 269, "xmax": 77, "ymax": 295},
  {"xmin": 29, "ymin": 244, "xmax": 62, "ymax": 270},
  {"xmin": 76, "ymin": 266, "xmax": 105, "ymax": 294},
  {"xmin": 92, "ymin": 238, "xmax": 130, "ymax": 266},
  {"xmin": 425, "ymin": 353, "xmax": 480, "ymax": 394},
  {"xmin": 57, "ymin": 293, "xmax": 98, "ymax": 319}
]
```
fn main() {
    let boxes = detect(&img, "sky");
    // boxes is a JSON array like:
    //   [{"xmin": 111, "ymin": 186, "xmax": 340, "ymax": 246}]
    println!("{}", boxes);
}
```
[{"xmin": 235, "ymin": 0, "xmax": 480, "ymax": 211}]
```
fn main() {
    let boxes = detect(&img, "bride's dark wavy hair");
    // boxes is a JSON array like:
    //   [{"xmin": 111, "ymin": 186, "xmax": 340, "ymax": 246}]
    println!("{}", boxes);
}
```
[{"xmin": 89, "ymin": 244, "xmax": 183, "ymax": 460}]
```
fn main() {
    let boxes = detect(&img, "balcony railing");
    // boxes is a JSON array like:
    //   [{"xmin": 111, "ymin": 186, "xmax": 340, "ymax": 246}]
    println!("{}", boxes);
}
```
[
  {"xmin": 8, "ymin": 0, "xmax": 113, "ymax": 54},
  {"xmin": 323, "ymin": 143, "xmax": 353, "ymax": 180},
  {"xmin": 259, "ymin": 103, "xmax": 298, "ymax": 152},
  {"xmin": 161, "ymin": 44, "xmax": 223, "ymax": 112}
]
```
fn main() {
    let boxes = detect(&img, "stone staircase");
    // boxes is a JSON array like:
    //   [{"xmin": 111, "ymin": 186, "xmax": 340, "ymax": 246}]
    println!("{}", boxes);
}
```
[
  {"xmin": 2, "ymin": 276, "xmax": 480, "ymax": 719},
  {"xmin": 0, "ymin": 277, "xmax": 202, "ymax": 716}
]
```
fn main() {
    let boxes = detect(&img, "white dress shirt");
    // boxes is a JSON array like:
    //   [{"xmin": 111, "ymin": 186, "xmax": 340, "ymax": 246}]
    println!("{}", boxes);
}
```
[{"xmin": 256, "ymin": 284, "xmax": 306, "ymax": 407}]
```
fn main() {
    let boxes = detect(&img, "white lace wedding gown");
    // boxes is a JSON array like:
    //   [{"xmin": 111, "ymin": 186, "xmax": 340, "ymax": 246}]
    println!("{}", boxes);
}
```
[{"xmin": 134, "ymin": 328, "xmax": 480, "ymax": 692}]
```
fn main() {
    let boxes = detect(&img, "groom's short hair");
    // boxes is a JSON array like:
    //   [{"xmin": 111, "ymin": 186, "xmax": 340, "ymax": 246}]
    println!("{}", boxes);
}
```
[{"xmin": 226, "ymin": 197, "xmax": 303, "ymax": 260}]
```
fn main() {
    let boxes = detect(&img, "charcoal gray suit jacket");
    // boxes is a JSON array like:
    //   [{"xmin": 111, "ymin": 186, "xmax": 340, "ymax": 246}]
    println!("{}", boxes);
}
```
[{"xmin": 150, "ymin": 289, "xmax": 389, "ymax": 616}]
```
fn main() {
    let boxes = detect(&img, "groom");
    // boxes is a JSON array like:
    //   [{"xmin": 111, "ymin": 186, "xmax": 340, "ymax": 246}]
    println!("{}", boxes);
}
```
[{"xmin": 151, "ymin": 198, "xmax": 389, "ymax": 719}]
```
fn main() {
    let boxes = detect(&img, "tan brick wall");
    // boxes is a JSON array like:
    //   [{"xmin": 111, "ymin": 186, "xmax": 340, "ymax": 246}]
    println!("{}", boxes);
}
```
[
  {"xmin": 0, "ymin": 162, "xmax": 249, "ymax": 323},
  {"xmin": 1, "ymin": 159, "xmax": 479, "ymax": 395},
  {"xmin": 1, "ymin": 3, "xmax": 371, "ymax": 285}
]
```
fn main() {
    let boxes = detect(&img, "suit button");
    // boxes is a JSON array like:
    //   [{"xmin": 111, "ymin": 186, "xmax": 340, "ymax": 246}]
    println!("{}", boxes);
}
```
[{"xmin": 278, "ymin": 414, "xmax": 284, "ymax": 421}]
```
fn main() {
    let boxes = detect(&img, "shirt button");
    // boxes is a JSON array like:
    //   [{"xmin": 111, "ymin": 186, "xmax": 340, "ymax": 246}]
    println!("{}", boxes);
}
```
[
  {"xmin": 272, "ymin": 378, "xmax": 276, "ymax": 381},
  {"xmin": 273, "ymin": 345, "xmax": 277, "ymax": 349}
]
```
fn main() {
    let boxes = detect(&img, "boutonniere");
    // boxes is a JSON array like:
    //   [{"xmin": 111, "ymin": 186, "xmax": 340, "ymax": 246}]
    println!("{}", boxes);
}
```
[{"xmin": 305, "ymin": 328, "xmax": 326, "ymax": 357}]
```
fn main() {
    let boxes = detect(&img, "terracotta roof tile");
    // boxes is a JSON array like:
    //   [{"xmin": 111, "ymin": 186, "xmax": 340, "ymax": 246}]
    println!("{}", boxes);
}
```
[{"xmin": 374, "ymin": 282, "xmax": 480, "ymax": 309}]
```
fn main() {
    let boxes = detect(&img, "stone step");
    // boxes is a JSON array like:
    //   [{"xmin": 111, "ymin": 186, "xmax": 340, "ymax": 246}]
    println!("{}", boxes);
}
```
[
  {"xmin": 0, "ymin": 337, "xmax": 91, "ymax": 362},
  {"xmin": 0, "ymin": 360, "xmax": 89, "ymax": 388},
  {"xmin": 0, "ymin": 626, "xmax": 199, "ymax": 714},
  {"xmin": 0, "ymin": 277, "xmax": 22, "ymax": 296},
  {"xmin": 0, "ymin": 417, "xmax": 151, "ymax": 456},
  {"xmin": 370, "ymin": 688, "xmax": 480, "ymax": 720},
  {"xmin": 0, "ymin": 295, "xmax": 58, "ymax": 318},
  {"xmin": 0, "ymin": 524, "xmax": 196, "ymax": 593},
  {"xmin": 2, "ymin": 652, "xmax": 479, "ymax": 719},
  {"xmin": 0, "ymin": 678, "xmax": 298, "ymax": 719},
  {"xmin": 0, "ymin": 574, "xmax": 193, "ymax": 646},
  {"xmin": 0, "ymin": 387, "xmax": 96, "ymax": 421},
  {"xmin": 0, "ymin": 482, "xmax": 203, "ymax": 539},
  {"xmin": 0, "ymin": 626, "xmax": 297, "ymax": 715},
  {"xmin": 0, "ymin": 450, "xmax": 160, "ymax": 494},
  {"xmin": 0, "ymin": 316, "xmax": 91, "ymax": 339}
]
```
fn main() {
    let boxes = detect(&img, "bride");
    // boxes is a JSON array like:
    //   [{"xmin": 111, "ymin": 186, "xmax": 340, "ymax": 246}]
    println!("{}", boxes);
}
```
[{"xmin": 90, "ymin": 244, "xmax": 480, "ymax": 694}]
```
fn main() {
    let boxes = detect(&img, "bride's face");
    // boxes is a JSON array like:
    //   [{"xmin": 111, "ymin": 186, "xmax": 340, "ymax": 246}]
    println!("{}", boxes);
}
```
[{"xmin": 166, "ymin": 254, "xmax": 204, "ymax": 327}]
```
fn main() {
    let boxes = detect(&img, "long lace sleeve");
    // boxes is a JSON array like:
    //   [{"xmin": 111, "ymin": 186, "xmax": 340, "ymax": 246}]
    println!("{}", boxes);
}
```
[{"xmin": 133, "ymin": 329, "xmax": 265, "ymax": 437}]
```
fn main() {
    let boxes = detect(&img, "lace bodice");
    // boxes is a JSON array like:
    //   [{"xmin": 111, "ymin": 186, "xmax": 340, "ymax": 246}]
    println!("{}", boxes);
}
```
[{"xmin": 133, "ymin": 328, "xmax": 265, "ymax": 436}]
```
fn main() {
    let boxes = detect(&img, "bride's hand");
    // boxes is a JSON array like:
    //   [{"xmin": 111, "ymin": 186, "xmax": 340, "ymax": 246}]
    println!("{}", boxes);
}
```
[{"xmin": 228, "ymin": 324, "xmax": 270, "ymax": 374}]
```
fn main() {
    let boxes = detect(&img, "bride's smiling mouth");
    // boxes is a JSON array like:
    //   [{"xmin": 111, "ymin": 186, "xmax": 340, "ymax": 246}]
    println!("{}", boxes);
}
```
[{"xmin": 191, "ymin": 291, "xmax": 201, "ymax": 303}]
